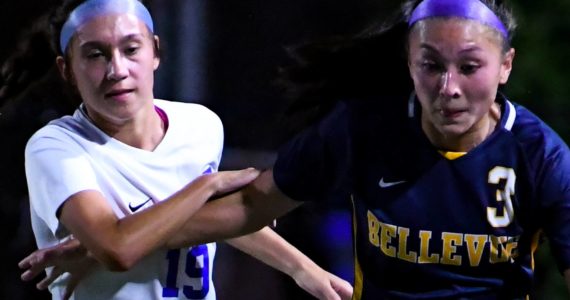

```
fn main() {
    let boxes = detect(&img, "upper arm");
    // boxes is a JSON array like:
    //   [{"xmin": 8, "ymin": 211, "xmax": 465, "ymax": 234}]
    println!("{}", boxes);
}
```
[
  {"xmin": 273, "ymin": 102, "xmax": 352, "ymax": 204},
  {"xmin": 25, "ymin": 130, "xmax": 100, "ymax": 240},
  {"xmin": 59, "ymin": 190, "xmax": 122, "ymax": 268},
  {"xmin": 244, "ymin": 169, "xmax": 302, "ymax": 224}
]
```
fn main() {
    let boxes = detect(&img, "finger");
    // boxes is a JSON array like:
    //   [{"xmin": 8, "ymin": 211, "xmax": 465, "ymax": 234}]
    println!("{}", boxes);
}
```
[
  {"xmin": 18, "ymin": 251, "xmax": 40, "ymax": 269},
  {"xmin": 215, "ymin": 168, "xmax": 260, "ymax": 195},
  {"xmin": 37, "ymin": 267, "xmax": 63, "ymax": 290},
  {"xmin": 20, "ymin": 253, "xmax": 50, "ymax": 281},
  {"xmin": 58, "ymin": 238, "xmax": 84, "ymax": 258},
  {"xmin": 330, "ymin": 276, "xmax": 353, "ymax": 300}
]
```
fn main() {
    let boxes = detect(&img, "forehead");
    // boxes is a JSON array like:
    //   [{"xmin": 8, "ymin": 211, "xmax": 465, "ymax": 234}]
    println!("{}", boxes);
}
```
[
  {"xmin": 408, "ymin": 18, "xmax": 503, "ymax": 52},
  {"xmin": 74, "ymin": 14, "xmax": 150, "ymax": 45}
]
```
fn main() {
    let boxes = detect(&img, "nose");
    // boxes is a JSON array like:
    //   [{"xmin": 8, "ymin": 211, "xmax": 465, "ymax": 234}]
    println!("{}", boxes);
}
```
[
  {"xmin": 106, "ymin": 52, "xmax": 128, "ymax": 81},
  {"xmin": 439, "ymin": 71, "xmax": 461, "ymax": 99}
]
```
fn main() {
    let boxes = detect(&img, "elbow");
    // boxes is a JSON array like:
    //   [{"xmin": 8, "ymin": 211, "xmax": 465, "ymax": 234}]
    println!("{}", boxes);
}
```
[{"xmin": 95, "ymin": 246, "xmax": 139, "ymax": 272}]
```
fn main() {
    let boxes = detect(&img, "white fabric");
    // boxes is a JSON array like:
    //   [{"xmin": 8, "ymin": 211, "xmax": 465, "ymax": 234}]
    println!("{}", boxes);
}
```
[{"xmin": 25, "ymin": 99, "xmax": 222, "ymax": 300}]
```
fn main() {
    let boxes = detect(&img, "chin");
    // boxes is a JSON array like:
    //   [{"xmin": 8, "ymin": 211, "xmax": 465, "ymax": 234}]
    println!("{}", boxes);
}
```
[{"xmin": 438, "ymin": 123, "xmax": 470, "ymax": 138}]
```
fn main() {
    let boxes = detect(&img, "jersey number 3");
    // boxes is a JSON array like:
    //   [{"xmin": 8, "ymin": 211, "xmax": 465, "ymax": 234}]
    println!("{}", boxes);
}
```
[
  {"xmin": 163, "ymin": 245, "xmax": 210, "ymax": 299},
  {"xmin": 487, "ymin": 166, "xmax": 516, "ymax": 228}
]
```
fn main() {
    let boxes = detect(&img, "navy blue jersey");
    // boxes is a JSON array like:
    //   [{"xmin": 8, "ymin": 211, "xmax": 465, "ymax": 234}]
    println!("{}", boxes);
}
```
[{"xmin": 273, "ymin": 94, "xmax": 570, "ymax": 299}]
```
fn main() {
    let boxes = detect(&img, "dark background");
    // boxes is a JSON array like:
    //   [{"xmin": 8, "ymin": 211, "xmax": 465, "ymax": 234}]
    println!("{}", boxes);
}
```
[{"xmin": 1, "ymin": 0, "xmax": 569, "ymax": 299}]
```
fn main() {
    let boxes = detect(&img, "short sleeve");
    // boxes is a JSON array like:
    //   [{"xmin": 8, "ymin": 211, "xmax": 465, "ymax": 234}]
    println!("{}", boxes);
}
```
[
  {"xmin": 25, "ymin": 127, "xmax": 100, "ymax": 239},
  {"xmin": 273, "ymin": 102, "xmax": 352, "ymax": 203}
]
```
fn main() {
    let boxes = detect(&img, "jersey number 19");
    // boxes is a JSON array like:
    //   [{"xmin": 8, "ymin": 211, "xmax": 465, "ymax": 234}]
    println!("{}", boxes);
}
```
[{"xmin": 163, "ymin": 245, "xmax": 210, "ymax": 299}]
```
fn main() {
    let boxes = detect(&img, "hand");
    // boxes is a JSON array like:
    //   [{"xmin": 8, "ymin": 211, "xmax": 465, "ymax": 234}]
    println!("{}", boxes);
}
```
[
  {"xmin": 207, "ymin": 167, "xmax": 260, "ymax": 196},
  {"xmin": 292, "ymin": 265, "xmax": 353, "ymax": 300},
  {"xmin": 19, "ymin": 237, "xmax": 97, "ymax": 300}
]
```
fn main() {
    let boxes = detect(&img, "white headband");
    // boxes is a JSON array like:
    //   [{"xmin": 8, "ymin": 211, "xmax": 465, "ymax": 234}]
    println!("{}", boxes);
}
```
[{"xmin": 59, "ymin": 0, "xmax": 154, "ymax": 53}]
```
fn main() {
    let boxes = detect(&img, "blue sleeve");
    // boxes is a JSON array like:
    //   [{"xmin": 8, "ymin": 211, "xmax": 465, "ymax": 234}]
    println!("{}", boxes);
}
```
[
  {"xmin": 535, "ymin": 129, "xmax": 570, "ymax": 273},
  {"xmin": 273, "ymin": 102, "xmax": 352, "ymax": 203}
]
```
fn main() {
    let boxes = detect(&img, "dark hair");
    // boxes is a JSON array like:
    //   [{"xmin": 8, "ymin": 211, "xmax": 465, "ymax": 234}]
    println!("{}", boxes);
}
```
[
  {"xmin": 278, "ymin": 0, "xmax": 517, "ymax": 135},
  {"xmin": 0, "ymin": 0, "xmax": 156, "ymax": 108},
  {"xmin": 49, "ymin": 0, "xmax": 86, "ymax": 56},
  {"xmin": 0, "ymin": 15, "xmax": 56, "ymax": 105}
]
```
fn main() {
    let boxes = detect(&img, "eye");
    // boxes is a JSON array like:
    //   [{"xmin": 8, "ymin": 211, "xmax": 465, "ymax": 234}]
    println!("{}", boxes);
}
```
[
  {"xmin": 460, "ymin": 63, "xmax": 480, "ymax": 75},
  {"xmin": 419, "ymin": 60, "xmax": 444, "ymax": 74},
  {"xmin": 86, "ymin": 49, "xmax": 104, "ymax": 59},
  {"xmin": 124, "ymin": 45, "xmax": 140, "ymax": 56}
]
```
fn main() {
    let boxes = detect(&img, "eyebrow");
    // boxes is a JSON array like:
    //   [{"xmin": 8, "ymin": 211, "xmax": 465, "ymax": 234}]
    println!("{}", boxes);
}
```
[{"xmin": 79, "ymin": 33, "xmax": 146, "ymax": 50}]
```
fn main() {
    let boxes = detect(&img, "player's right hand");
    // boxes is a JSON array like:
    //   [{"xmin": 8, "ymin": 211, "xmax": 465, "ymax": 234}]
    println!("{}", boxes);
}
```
[
  {"xmin": 205, "ymin": 167, "xmax": 261, "ymax": 196},
  {"xmin": 19, "ymin": 236, "xmax": 96, "ymax": 300}
]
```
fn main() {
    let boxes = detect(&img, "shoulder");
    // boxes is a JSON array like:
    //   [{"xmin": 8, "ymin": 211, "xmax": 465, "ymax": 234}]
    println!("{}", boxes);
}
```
[
  {"xmin": 154, "ymin": 99, "xmax": 222, "ymax": 132},
  {"xmin": 26, "ymin": 108, "xmax": 106, "ymax": 153},
  {"xmin": 506, "ymin": 101, "xmax": 570, "ymax": 179},
  {"xmin": 509, "ymin": 102, "xmax": 568, "ymax": 153},
  {"xmin": 154, "ymin": 99, "xmax": 220, "ymax": 121}
]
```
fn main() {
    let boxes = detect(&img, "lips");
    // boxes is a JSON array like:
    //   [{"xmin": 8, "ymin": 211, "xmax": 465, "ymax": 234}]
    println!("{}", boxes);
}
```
[
  {"xmin": 105, "ymin": 89, "xmax": 134, "ymax": 97},
  {"xmin": 440, "ymin": 108, "xmax": 466, "ymax": 118}
]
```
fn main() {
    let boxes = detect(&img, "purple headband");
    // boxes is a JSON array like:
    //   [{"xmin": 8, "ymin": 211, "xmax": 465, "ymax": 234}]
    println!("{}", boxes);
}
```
[
  {"xmin": 408, "ymin": 0, "xmax": 508, "ymax": 39},
  {"xmin": 60, "ymin": 0, "xmax": 154, "ymax": 53}
]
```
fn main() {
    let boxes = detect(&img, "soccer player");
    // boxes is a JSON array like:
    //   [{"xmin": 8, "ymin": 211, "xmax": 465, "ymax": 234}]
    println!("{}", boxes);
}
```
[
  {"xmin": 19, "ymin": 0, "xmax": 352, "ymax": 299},
  {"xmin": 22, "ymin": 0, "xmax": 570, "ymax": 298}
]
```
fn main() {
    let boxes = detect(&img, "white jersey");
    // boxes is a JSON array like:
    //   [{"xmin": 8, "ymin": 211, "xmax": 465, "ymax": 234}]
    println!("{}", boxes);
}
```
[{"xmin": 25, "ymin": 99, "xmax": 222, "ymax": 300}]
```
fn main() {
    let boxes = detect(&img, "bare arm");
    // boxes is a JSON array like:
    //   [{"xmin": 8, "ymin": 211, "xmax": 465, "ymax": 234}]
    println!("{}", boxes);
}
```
[
  {"xmin": 59, "ymin": 168, "xmax": 259, "ymax": 271},
  {"xmin": 227, "ymin": 228, "xmax": 353, "ymax": 300},
  {"xmin": 166, "ymin": 169, "xmax": 302, "ymax": 248}
]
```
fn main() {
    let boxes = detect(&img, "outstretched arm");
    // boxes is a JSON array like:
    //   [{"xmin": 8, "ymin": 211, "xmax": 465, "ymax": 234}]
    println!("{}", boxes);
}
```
[
  {"xmin": 58, "ymin": 168, "xmax": 259, "ymax": 271},
  {"xmin": 166, "ymin": 169, "xmax": 301, "ymax": 248},
  {"xmin": 20, "ymin": 226, "xmax": 354, "ymax": 300},
  {"xmin": 227, "ymin": 227, "xmax": 353, "ymax": 300}
]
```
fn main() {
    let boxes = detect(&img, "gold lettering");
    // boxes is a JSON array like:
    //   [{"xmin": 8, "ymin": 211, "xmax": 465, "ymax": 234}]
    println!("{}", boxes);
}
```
[
  {"xmin": 441, "ymin": 232, "xmax": 463, "ymax": 266},
  {"xmin": 380, "ymin": 222, "xmax": 397, "ymax": 258},
  {"xmin": 367, "ymin": 211, "xmax": 380, "ymax": 247},
  {"xmin": 490, "ymin": 235, "xmax": 518, "ymax": 263},
  {"xmin": 397, "ymin": 227, "xmax": 417, "ymax": 263},
  {"xmin": 464, "ymin": 234, "xmax": 488, "ymax": 266},
  {"xmin": 418, "ymin": 230, "xmax": 439, "ymax": 263}
]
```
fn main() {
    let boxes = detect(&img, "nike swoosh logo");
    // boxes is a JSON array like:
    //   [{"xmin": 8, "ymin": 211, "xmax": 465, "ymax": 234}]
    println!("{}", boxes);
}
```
[
  {"xmin": 379, "ymin": 177, "xmax": 406, "ymax": 188},
  {"xmin": 129, "ymin": 198, "xmax": 153, "ymax": 212}
]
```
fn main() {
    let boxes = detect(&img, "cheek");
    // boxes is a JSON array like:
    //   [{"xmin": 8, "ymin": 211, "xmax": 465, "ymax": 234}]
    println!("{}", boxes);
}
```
[
  {"xmin": 411, "ymin": 71, "xmax": 440, "ymax": 102},
  {"xmin": 464, "ymin": 72, "xmax": 499, "ymax": 105},
  {"xmin": 71, "ymin": 64, "xmax": 104, "ymax": 100}
]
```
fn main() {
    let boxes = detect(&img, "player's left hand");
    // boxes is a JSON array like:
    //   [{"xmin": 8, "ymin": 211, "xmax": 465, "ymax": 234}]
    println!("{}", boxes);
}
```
[
  {"xmin": 292, "ymin": 265, "xmax": 353, "ymax": 300},
  {"xmin": 18, "ymin": 237, "xmax": 97, "ymax": 300}
]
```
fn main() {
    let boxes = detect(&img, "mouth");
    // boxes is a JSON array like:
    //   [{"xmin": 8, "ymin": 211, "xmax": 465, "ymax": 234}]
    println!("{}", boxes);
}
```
[
  {"xmin": 439, "ymin": 108, "xmax": 467, "ymax": 119},
  {"xmin": 105, "ymin": 89, "xmax": 134, "ymax": 99}
]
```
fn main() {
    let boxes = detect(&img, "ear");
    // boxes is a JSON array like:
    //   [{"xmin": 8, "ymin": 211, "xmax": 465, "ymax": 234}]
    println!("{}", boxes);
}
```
[
  {"xmin": 56, "ymin": 56, "xmax": 69, "ymax": 81},
  {"xmin": 153, "ymin": 35, "xmax": 160, "ymax": 70},
  {"xmin": 499, "ymin": 48, "xmax": 515, "ymax": 84}
]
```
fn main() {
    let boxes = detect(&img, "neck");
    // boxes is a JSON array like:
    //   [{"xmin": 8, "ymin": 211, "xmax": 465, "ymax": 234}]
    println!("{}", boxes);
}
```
[{"xmin": 86, "ymin": 104, "xmax": 165, "ymax": 151}]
